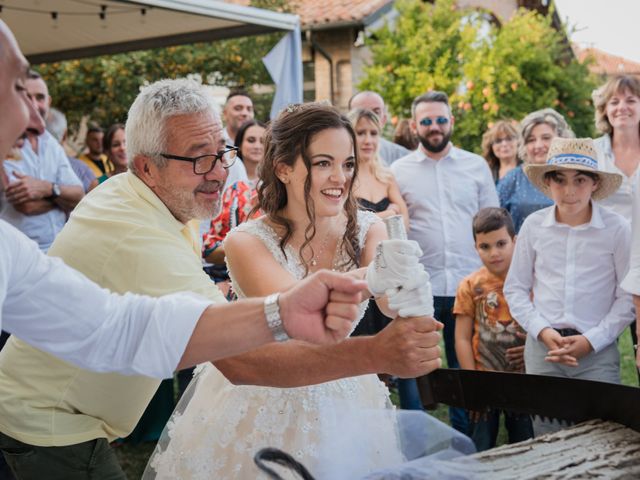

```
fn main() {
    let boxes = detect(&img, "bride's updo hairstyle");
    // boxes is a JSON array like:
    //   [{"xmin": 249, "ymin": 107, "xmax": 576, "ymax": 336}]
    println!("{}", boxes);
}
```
[{"xmin": 256, "ymin": 102, "xmax": 360, "ymax": 273}]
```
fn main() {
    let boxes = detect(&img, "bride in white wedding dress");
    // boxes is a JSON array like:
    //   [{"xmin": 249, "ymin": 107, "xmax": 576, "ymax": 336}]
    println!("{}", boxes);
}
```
[{"xmin": 144, "ymin": 103, "xmax": 441, "ymax": 479}]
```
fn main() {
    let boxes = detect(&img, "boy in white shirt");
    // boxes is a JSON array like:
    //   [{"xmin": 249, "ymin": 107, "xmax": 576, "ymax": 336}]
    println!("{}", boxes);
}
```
[{"xmin": 504, "ymin": 137, "xmax": 634, "ymax": 436}]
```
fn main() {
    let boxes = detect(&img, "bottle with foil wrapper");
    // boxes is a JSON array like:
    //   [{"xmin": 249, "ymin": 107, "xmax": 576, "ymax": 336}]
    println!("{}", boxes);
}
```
[
  {"xmin": 383, "ymin": 215, "xmax": 435, "ymax": 317},
  {"xmin": 383, "ymin": 215, "xmax": 408, "ymax": 241}
]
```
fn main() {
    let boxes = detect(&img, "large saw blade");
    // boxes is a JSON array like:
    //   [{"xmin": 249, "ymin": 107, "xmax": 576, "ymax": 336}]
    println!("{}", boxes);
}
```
[{"xmin": 417, "ymin": 369, "xmax": 640, "ymax": 431}]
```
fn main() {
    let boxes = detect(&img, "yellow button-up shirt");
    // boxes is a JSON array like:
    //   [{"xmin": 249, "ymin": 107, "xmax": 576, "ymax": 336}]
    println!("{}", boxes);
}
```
[{"xmin": 0, "ymin": 172, "xmax": 225, "ymax": 446}]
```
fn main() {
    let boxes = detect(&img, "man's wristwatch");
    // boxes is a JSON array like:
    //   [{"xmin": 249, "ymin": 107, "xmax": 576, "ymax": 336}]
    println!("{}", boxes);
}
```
[
  {"xmin": 263, "ymin": 293, "xmax": 290, "ymax": 342},
  {"xmin": 49, "ymin": 183, "xmax": 61, "ymax": 199}
]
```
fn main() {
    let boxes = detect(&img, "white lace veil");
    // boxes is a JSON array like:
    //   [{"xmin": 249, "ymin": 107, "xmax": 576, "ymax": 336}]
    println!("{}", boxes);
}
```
[{"xmin": 313, "ymin": 403, "xmax": 476, "ymax": 479}]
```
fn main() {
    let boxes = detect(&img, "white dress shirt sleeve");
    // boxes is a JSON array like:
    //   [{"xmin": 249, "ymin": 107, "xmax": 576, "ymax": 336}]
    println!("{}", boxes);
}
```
[
  {"xmin": 621, "ymin": 178, "xmax": 640, "ymax": 295},
  {"xmin": 504, "ymin": 218, "xmax": 550, "ymax": 339},
  {"xmin": 583, "ymin": 220, "xmax": 634, "ymax": 352},
  {"xmin": 1, "ymin": 221, "xmax": 210, "ymax": 378}
]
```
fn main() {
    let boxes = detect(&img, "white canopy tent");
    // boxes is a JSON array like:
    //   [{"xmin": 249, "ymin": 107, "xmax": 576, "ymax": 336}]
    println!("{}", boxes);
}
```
[{"xmin": 3, "ymin": 0, "xmax": 299, "ymax": 64}]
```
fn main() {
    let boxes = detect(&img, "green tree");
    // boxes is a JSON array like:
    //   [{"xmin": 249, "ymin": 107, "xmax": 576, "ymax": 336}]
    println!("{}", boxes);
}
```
[
  {"xmin": 39, "ymin": 0, "xmax": 289, "ymax": 131},
  {"xmin": 359, "ymin": 0, "xmax": 596, "ymax": 152}
]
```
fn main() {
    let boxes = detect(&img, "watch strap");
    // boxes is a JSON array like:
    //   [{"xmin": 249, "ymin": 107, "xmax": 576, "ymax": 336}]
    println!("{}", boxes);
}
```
[
  {"xmin": 264, "ymin": 293, "xmax": 290, "ymax": 342},
  {"xmin": 49, "ymin": 182, "xmax": 61, "ymax": 199}
]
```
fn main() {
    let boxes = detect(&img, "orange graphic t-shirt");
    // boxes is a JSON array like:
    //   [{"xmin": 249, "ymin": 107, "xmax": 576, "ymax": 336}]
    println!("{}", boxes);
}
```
[{"xmin": 453, "ymin": 266, "xmax": 525, "ymax": 372}]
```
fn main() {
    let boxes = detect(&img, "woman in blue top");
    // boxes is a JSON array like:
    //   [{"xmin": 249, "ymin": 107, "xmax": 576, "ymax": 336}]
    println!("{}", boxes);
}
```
[
  {"xmin": 481, "ymin": 119, "xmax": 521, "ymax": 184},
  {"xmin": 497, "ymin": 108, "xmax": 573, "ymax": 232}
]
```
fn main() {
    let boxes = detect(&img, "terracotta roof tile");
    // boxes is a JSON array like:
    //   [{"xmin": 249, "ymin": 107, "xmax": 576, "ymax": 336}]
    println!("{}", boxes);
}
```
[
  {"xmin": 225, "ymin": 0, "xmax": 393, "ymax": 28},
  {"xmin": 574, "ymin": 45, "xmax": 640, "ymax": 76},
  {"xmin": 293, "ymin": 0, "xmax": 392, "ymax": 27}
]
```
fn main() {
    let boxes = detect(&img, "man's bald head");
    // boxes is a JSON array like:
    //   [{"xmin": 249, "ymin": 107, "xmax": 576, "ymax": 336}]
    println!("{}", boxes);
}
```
[
  {"xmin": 0, "ymin": 20, "xmax": 34, "ymax": 159},
  {"xmin": 348, "ymin": 91, "xmax": 388, "ymax": 126}
]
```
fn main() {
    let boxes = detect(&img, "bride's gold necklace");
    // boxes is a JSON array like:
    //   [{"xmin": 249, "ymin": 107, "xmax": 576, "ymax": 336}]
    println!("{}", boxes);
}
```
[{"xmin": 309, "ymin": 229, "xmax": 332, "ymax": 267}]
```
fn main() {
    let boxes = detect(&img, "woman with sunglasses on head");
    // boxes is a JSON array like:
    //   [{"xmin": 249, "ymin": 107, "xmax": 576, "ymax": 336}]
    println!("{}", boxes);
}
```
[
  {"xmin": 481, "ymin": 120, "xmax": 521, "ymax": 184},
  {"xmin": 497, "ymin": 108, "xmax": 574, "ymax": 232},
  {"xmin": 145, "ymin": 103, "xmax": 441, "ymax": 479}
]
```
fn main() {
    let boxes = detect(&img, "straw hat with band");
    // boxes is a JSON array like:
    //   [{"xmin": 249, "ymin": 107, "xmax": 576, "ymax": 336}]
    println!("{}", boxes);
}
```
[{"xmin": 524, "ymin": 137, "xmax": 622, "ymax": 201}]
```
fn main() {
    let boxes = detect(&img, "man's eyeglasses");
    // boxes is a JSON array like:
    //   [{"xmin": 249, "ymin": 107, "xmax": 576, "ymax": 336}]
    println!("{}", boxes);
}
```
[
  {"xmin": 159, "ymin": 146, "xmax": 238, "ymax": 175},
  {"xmin": 419, "ymin": 117, "xmax": 449, "ymax": 127}
]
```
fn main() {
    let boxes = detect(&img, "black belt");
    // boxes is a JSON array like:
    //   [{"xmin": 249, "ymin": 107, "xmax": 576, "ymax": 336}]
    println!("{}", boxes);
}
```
[{"xmin": 554, "ymin": 328, "xmax": 581, "ymax": 337}]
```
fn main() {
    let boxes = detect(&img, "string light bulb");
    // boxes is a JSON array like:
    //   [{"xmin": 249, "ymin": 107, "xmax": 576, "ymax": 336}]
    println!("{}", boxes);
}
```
[
  {"xmin": 0, "ymin": 3, "xmax": 151, "ymax": 23},
  {"xmin": 99, "ymin": 4, "xmax": 107, "ymax": 28}
]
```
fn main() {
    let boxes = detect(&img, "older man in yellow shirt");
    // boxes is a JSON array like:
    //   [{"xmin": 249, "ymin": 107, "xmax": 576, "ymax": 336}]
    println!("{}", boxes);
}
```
[{"xmin": 0, "ymin": 78, "xmax": 235, "ymax": 477}]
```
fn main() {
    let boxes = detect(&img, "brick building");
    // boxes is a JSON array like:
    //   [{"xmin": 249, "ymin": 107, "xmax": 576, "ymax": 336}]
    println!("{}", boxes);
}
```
[{"xmin": 292, "ymin": 0, "xmax": 563, "ymax": 109}]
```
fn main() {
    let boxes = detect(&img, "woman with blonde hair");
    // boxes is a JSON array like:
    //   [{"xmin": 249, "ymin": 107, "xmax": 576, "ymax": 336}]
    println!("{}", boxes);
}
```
[
  {"xmin": 593, "ymin": 74, "xmax": 640, "ymax": 220},
  {"xmin": 481, "ymin": 119, "xmax": 521, "ymax": 183},
  {"xmin": 348, "ymin": 108, "xmax": 409, "ymax": 230},
  {"xmin": 596, "ymin": 76, "xmax": 640, "ymax": 375},
  {"xmin": 347, "ymin": 108, "xmax": 410, "ymax": 339},
  {"xmin": 497, "ymin": 108, "xmax": 574, "ymax": 232}
]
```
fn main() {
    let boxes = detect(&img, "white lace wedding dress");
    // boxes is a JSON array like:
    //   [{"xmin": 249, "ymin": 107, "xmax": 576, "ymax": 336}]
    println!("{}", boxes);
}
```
[{"xmin": 144, "ymin": 211, "xmax": 404, "ymax": 479}]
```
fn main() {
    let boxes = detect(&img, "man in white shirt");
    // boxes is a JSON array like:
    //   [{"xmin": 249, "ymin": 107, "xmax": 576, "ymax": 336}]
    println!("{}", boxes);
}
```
[
  {"xmin": 0, "ymin": 17, "xmax": 371, "ymax": 378},
  {"xmin": 0, "ymin": 70, "xmax": 84, "ymax": 251},
  {"xmin": 391, "ymin": 91, "xmax": 499, "ymax": 432},
  {"xmin": 349, "ymin": 90, "xmax": 410, "ymax": 165},
  {"xmin": 221, "ymin": 90, "xmax": 252, "ymax": 188},
  {"xmin": 222, "ymin": 90, "xmax": 254, "ymax": 143}
]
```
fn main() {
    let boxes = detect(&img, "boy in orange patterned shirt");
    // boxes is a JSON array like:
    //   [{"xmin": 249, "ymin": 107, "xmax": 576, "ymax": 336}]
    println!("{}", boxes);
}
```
[{"xmin": 454, "ymin": 207, "xmax": 532, "ymax": 450}]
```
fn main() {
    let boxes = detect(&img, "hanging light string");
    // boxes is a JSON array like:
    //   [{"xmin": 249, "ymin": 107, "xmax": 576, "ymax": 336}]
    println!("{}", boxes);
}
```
[{"xmin": 0, "ymin": 2, "xmax": 151, "ymax": 19}]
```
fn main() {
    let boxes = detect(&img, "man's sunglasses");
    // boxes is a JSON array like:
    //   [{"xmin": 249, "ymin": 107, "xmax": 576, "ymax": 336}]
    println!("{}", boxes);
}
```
[{"xmin": 419, "ymin": 117, "xmax": 449, "ymax": 127}]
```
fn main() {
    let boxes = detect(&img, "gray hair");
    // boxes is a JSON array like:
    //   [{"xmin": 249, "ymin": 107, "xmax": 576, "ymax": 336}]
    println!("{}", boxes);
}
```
[
  {"xmin": 518, "ymin": 108, "xmax": 574, "ymax": 161},
  {"xmin": 411, "ymin": 91, "xmax": 450, "ymax": 118},
  {"xmin": 46, "ymin": 108, "xmax": 67, "ymax": 143},
  {"xmin": 125, "ymin": 78, "xmax": 219, "ymax": 173}
]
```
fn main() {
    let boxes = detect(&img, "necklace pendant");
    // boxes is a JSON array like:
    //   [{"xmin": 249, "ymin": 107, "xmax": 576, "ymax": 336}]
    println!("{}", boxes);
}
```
[{"xmin": 310, "ymin": 259, "xmax": 317, "ymax": 266}]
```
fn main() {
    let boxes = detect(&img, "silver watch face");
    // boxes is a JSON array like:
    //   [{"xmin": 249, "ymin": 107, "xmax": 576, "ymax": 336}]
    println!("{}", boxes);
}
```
[{"xmin": 52, "ymin": 183, "xmax": 61, "ymax": 197}]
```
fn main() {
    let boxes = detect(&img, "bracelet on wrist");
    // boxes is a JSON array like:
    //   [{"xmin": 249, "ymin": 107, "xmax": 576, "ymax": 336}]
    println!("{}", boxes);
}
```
[{"xmin": 263, "ymin": 293, "xmax": 290, "ymax": 342}]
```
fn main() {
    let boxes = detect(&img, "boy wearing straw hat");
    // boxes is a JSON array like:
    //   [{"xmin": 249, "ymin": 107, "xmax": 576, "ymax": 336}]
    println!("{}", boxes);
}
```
[{"xmin": 504, "ymin": 137, "xmax": 634, "ymax": 436}]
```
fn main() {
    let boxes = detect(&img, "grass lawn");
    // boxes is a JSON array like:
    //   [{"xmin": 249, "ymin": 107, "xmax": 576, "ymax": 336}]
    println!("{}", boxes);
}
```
[{"xmin": 118, "ymin": 328, "xmax": 639, "ymax": 478}]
